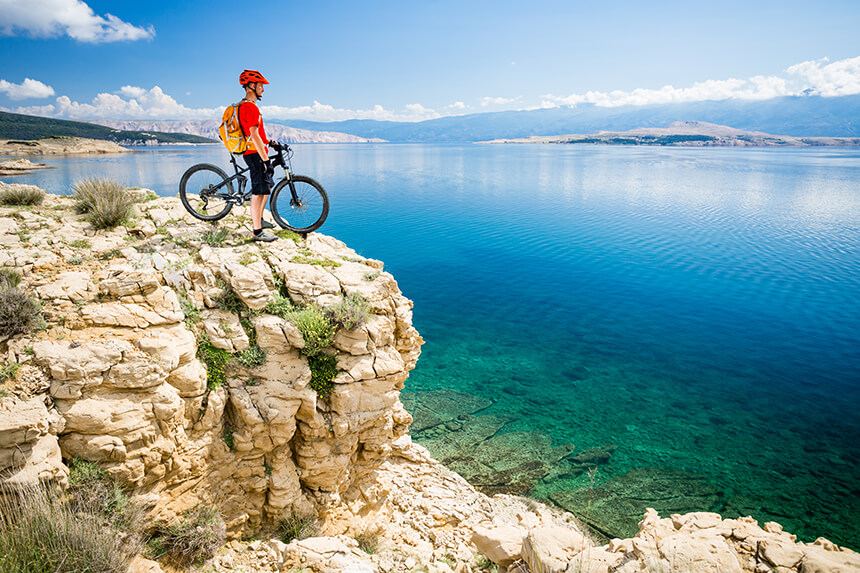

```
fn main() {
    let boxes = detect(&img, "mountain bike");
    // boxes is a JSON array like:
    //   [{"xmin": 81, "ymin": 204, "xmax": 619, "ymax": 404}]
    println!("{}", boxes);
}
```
[{"xmin": 178, "ymin": 142, "xmax": 329, "ymax": 233}]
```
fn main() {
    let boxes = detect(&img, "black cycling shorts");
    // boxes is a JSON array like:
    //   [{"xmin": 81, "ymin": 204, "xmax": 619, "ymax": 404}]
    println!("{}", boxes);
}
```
[{"xmin": 243, "ymin": 152, "xmax": 274, "ymax": 196}]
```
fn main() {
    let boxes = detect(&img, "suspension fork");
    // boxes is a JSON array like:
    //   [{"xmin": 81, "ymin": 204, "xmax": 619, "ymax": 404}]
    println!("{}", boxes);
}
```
[{"xmin": 284, "ymin": 168, "xmax": 301, "ymax": 204}]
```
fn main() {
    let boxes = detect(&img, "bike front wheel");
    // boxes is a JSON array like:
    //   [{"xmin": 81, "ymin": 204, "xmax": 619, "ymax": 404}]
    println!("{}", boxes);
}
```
[
  {"xmin": 179, "ymin": 163, "xmax": 234, "ymax": 221},
  {"xmin": 270, "ymin": 175, "xmax": 329, "ymax": 233}
]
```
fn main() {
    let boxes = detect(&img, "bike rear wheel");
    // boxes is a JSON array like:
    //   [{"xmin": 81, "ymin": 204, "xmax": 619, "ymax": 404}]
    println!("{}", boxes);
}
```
[
  {"xmin": 270, "ymin": 175, "xmax": 329, "ymax": 233},
  {"xmin": 179, "ymin": 163, "xmax": 234, "ymax": 221}
]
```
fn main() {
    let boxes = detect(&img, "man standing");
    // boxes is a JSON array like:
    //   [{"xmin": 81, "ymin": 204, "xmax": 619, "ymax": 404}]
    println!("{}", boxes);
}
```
[{"xmin": 238, "ymin": 69, "xmax": 277, "ymax": 242}]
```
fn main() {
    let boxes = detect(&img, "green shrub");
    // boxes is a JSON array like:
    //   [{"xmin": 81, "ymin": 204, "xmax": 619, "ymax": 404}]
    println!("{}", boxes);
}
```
[
  {"xmin": 69, "ymin": 239, "xmax": 91, "ymax": 249},
  {"xmin": 98, "ymin": 248, "xmax": 123, "ymax": 261},
  {"xmin": 266, "ymin": 292, "xmax": 294, "ymax": 318},
  {"xmin": 236, "ymin": 344, "xmax": 266, "ymax": 368},
  {"xmin": 72, "ymin": 178, "xmax": 135, "ymax": 229},
  {"xmin": 152, "ymin": 506, "xmax": 225, "ymax": 567},
  {"xmin": 68, "ymin": 256, "xmax": 83, "ymax": 265},
  {"xmin": 197, "ymin": 338, "xmax": 232, "ymax": 388},
  {"xmin": 0, "ymin": 480, "xmax": 139, "ymax": 573},
  {"xmin": 0, "ymin": 185, "xmax": 44, "ymax": 206},
  {"xmin": 0, "ymin": 285, "xmax": 43, "ymax": 338},
  {"xmin": 308, "ymin": 354, "xmax": 338, "ymax": 399},
  {"xmin": 201, "ymin": 227, "xmax": 229, "ymax": 246},
  {"xmin": 325, "ymin": 293, "xmax": 371, "ymax": 330},
  {"xmin": 278, "ymin": 512, "xmax": 317, "ymax": 544},
  {"xmin": 289, "ymin": 306, "xmax": 335, "ymax": 357}
]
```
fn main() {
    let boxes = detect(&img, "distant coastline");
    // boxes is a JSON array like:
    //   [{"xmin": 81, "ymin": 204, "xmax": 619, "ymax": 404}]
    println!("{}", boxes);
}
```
[{"xmin": 481, "ymin": 121, "xmax": 860, "ymax": 147}]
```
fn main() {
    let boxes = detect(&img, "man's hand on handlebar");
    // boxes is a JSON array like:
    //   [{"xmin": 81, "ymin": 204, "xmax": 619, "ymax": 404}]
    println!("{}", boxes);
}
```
[{"xmin": 269, "ymin": 141, "xmax": 284, "ymax": 152}]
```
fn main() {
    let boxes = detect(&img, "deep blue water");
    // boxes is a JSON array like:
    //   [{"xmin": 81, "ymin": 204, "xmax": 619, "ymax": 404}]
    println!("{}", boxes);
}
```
[{"xmin": 5, "ymin": 144, "xmax": 860, "ymax": 545}]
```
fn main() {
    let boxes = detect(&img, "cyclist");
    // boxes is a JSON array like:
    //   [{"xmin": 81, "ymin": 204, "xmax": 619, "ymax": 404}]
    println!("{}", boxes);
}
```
[{"xmin": 238, "ymin": 69, "xmax": 277, "ymax": 242}]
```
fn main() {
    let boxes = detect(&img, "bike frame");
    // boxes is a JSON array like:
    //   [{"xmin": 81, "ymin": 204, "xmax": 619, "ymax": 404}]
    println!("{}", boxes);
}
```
[{"xmin": 217, "ymin": 146, "xmax": 300, "ymax": 207}]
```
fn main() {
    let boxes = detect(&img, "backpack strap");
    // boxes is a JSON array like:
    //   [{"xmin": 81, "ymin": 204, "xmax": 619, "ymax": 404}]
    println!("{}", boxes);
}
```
[{"xmin": 236, "ymin": 98, "xmax": 251, "ymax": 137}]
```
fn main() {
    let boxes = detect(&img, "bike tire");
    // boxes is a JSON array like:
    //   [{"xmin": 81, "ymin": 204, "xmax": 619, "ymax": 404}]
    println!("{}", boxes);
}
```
[
  {"xmin": 270, "ymin": 175, "xmax": 329, "ymax": 233},
  {"xmin": 179, "ymin": 163, "xmax": 234, "ymax": 221}
]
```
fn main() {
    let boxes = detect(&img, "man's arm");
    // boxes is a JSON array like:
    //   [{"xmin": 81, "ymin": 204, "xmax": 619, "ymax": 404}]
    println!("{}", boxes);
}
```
[{"xmin": 248, "ymin": 125, "xmax": 269, "ymax": 162}]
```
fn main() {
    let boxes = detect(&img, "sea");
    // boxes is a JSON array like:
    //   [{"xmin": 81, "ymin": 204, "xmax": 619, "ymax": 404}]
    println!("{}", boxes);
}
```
[{"xmin": 4, "ymin": 143, "xmax": 859, "ymax": 546}]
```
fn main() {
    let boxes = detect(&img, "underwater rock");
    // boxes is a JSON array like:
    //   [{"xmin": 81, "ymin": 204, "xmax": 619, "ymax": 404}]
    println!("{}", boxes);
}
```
[
  {"xmin": 430, "ymin": 429, "xmax": 575, "ymax": 496},
  {"xmin": 549, "ymin": 466, "xmax": 724, "ymax": 540},
  {"xmin": 400, "ymin": 389, "xmax": 491, "ymax": 432}
]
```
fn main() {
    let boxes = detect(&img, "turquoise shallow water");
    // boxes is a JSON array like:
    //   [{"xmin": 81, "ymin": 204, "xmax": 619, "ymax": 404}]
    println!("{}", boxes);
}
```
[{"xmin": 5, "ymin": 144, "xmax": 860, "ymax": 546}]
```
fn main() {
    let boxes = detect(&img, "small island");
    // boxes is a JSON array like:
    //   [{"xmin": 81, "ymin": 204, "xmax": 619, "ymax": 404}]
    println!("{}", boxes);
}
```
[{"xmin": 483, "ymin": 121, "xmax": 860, "ymax": 147}]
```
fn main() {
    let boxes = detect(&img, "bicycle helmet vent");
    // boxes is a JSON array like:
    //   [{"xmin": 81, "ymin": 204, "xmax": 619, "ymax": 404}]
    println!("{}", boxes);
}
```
[{"xmin": 240, "ymin": 69, "xmax": 269, "ymax": 86}]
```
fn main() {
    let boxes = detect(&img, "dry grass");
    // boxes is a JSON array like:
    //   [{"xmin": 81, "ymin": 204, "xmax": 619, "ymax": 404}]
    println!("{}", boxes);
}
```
[
  {"xmin": 72, "ymin": 178, "xmax": 136, "ymax": 229},
  {"xmin": 0, "ymin": 476, "xmax": 142, "ymax": 573},
  {"xmin": 0, "ymin": 185, "xmax": 44, "ymax": 206},
  {"xmin": 149, "ymin": 505, "xmax": 226, "ymax": 566}
]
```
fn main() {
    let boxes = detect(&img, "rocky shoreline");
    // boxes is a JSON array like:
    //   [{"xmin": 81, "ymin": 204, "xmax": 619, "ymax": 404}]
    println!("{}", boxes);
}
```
[
  {"xmin": 0, "ymin": 186, "xmax": 857, "ymax": 572},
  {"xmin": 0, "ymin": 136, "xmax": 129, "ymax": 156}
]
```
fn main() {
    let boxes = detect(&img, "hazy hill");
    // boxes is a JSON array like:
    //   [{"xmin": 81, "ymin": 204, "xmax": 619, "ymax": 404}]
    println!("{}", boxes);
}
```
[
  {"xmin": 0, "ymin": 111, "xmax": 214, "ymax": 144},
  {"xmin": 92, "ymin": 119, "xmax": 386, "ymax": 144},
  {"xmin": 270, "ymin": 94, "xmax": 860, "ymax": 142},
  {"xmin": 484, "ymin": 121, "xmax": 860, "ymax": 146}
]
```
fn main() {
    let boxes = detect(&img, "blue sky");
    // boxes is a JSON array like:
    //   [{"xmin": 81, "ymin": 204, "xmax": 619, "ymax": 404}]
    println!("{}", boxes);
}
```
[{"xmin": 1, "ymin": 0, "xmax": 859, "ymax": 122}]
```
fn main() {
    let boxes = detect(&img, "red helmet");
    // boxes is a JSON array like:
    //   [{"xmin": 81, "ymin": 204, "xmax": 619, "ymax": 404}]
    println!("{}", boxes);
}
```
[{"xmin": 239, "ymin": 69, "xmax": 269, "ymax": 86}]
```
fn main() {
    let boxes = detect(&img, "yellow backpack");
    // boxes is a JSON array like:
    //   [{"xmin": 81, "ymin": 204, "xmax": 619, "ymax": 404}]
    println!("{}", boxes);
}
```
[{"xmin": 218, "ymin": 99, "xmax": 250, "ymax": 154}]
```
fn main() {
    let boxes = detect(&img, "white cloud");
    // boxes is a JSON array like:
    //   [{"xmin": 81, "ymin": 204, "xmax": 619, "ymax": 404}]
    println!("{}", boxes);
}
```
[
  {"xmin": 0, "ymin": 78, "xmax": 55, "ymax": 100},
  {"xmin": 6, "ymin": 86, "xmax": 443, "ymax": 122},
  {"xmin": 546, "ymin": 56, "xmax": 860, "ymax": 108},
  {"xmin": 481, "ymin": 96, "xmax": 516, "ymax": 107},
  {"xmin": 448, "ymin": 101, "xmax": 466, "ymax": 110},
  {"xmin": 0, "ymin": 0, "xmax": 154, "ymax": 42},
  {"xmin": 787, "ymin": 57, "xmax": 860, "ymax": 97},
  {"xmin": 45, "ymin": 86, "xmax": 219, "ymax": 119}
]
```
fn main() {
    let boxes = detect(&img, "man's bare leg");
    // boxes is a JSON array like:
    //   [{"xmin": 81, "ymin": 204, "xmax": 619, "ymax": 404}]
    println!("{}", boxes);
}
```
[{"xmin": 251, "ymin": 194, "xmax": 268, "ymax": 230}]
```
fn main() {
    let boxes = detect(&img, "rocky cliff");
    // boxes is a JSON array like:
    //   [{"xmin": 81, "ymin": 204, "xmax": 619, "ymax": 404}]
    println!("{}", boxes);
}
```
[{"xmin": 0, "ymin": 189, "xmax": 857, "ymax": 573}]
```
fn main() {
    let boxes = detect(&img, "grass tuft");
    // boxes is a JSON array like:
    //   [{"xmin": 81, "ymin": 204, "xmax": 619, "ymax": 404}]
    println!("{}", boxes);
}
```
[
  {"xmin": 325, "ymin": 293, "xmax": 371, "ymax": 330},
  {"xmin": 150, "ymin": 505, "xmax": 225, "ymax": 567},
  {"xmin": 288, "ymin": 306, "xmax": 335, "ymax": 357},
  {"xmin": 0, "ymin": 462, "xmax": 144, "ymax": 573},
  {"xmin": 0, "ymin": 362, "xmax": 20, "ymax": 383},
  {"xmin": 236, "ymin": 344, "xmax": 266, "ymax": 368},
  {"xmin": 212, "ymin": 280, "xmax": 245, "ymax": 315},
  {"xmin": 72, "ymin": 178, "xmax": 136, "ymax": 230},
  {"xmin": 0, "ymin": 185, "xmax": 44, "ymax": 206},
  {"xmin": 201, "ymin": 227, "xmax": 229, "ymax": 247},
  {"xmin": 278, "ymin": 512, "xmax": 317, "ymax": 544}
]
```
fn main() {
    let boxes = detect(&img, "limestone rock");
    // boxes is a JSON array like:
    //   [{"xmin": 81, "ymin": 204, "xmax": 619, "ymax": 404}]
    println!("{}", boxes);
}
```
[
  {"xmin": 200, "ymin": 309, "xmax": 249, "ymax": 352},
  {"xmin": 472, "ymin": 524, "xmax": 526, "ymax": 566},
  {"xmin": 271, "ymin": 259, "xmax": 341, "ymax": 307},
  {"xmin": 521, "ymin": 525, "xmax": 588, "ymax": 573}
]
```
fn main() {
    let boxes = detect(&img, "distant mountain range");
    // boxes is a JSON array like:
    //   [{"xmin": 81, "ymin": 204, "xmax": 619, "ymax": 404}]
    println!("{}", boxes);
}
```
[
  {"xmin": 0, "ymin": 110, "xmax": 213, "ymax": 145},
  {"xmin": 485, "ymin": 121, "xmax": 860, "ymax": 147},
  {"xmin": 3, "ymin": 94, "xmax": 859, "ymax": 146},
  {"xmin": 92, "ymin": 119, "xmax": 385, "ymax": 144},
  {"xmin": 270, "ymin": 95, "xmax": 860, "ymax": 142}
]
